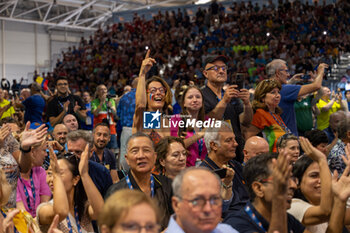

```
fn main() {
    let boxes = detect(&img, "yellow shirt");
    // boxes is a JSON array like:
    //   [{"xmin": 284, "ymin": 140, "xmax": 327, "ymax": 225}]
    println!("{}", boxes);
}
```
[
  {"xmin": 0, "ymin": 99, "xmax": 15, "ymax": 119},
  {"xmin": 316, "ymin": 98, "xmax": 341, "ymax": 130}
]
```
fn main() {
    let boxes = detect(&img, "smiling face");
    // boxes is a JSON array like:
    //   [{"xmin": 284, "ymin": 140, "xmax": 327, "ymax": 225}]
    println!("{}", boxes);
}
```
[
  {"xmin": 284, "ymin": 140, "xmax": 300, "ymax": 164},
  {"xmin": 300, "ymin": 162, "xmax": 321, "ymax": 205},
  {"xmin": 93, "ymin": 125, "xmax": 111, "ymax": 150},
  {"xmin": 31, "ymin": 143, "xmax": 48, "ymax": 167},
  {"xmin": 125, "ymin": 136, "xmax": 156, "ymax": 174},
  {"xmin": 56, "ymin": 79, "xmax": 69, "ymax": 95},
  {"xmin": 147, "ymin": 81, "xmax": 166, "ymax": 111},
  {"xmin": 183, "ymin": 88, "xmax": 203, "ymax": 113},
  {"xmin": 263, "ymin": 87, "xmax": 281, "ymax": 110}
]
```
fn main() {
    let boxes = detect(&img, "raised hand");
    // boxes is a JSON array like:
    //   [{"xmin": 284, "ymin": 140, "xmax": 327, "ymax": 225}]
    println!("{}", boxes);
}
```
[
  {"xmin": 1, "ymin": 209, "xmax": 20, "ymax": 233},
  {"xmin": 237, "ymin": 89, "xmax": 250, "ymax": 105},
  {"xmin": 48, "ymin": 145, "xmax": 59, "ymax": 174},
  {"xmin": 78, "ymin": 144, "xmax": 90, "ymax": 176},
  {"xmin": 20, "ymin": 121, "xmax": 47, "ymax": 150},
  {"xmin": 63, "ymin": 100, "xmax": 70, "ymax": 113},
  {"xmin": 47, "ymin": 140, "xmax": 64, "ymax": 152},
  {"xmin": 222, "ymin": 164, "xmax": 235, "ymax": 186},
  {"xmin": 73, "ymin": 101, "xmax": 81, "ymax": 113},
  {"xmin": 273, "ymin": 149, "xmax": 292, "ymax": 195},
  {"xmin": 223, "ymin": 85, "xmax": 239, "ymax": 103},
  {"xmin": 300, "ymin": 136, "xmax": 326, "ymax": 161},
  {"xmin": 0, "ymin": 124, "xmax": 11, "ymax": 147},
  {"xmin": 139, "ymin": 50, "xmax": 156, "ymax": 76},
  {"xmin": 317, "ymin": 63, "xmax": 329, "ymax": 76}
]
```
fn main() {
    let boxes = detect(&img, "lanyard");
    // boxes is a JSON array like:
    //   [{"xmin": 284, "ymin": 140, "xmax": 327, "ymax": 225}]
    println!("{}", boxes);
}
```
[
  {"xmin": 19, "ymin": 171, "xmax": 36, "ymax": 211},
  {"xmin": 269, "ymin": 111, "xmax": 291, "ymax": 134},
  {"xmin": 244, "ymin": 203, "xmax": 267, "ymax": 233},
  {"xmin": 216, "ymin": 90, "xmax": 225, "ymax": 102},
  {"xmin": 194, "ymin": 129, "xmax": 204, "ymax": 159},
  {"xmin": 66, "ymin": 207, "xmax": 82, "ymax": 233},
  {"xmin": 1, "ymin": 209, "xmax": 19, "ymax": 233},
  {"xmin": 126, "ymin": 174, "xmax": 155, "ymax": 197}
]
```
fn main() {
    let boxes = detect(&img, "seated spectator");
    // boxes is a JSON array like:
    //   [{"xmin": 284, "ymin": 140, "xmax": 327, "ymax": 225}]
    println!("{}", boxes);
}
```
[
  {"xmin": 154, "ymin": 136, "xmax": 187, "ymax": 179},
  {"xmin": 91, "ymin": 84, "xmax": 118, "ymax": 150},
  {"xmin": 91, "ymin": 123, "xmax": 118, "ymax": 183},
  {"xmin": 99, "ymin": 189, "xmax": 160, "ymax": 233},
  {"xmin": 63, "ymin": 114, "xmax": 79, "ymax": 132},
  {"xmin": 165, "ymin": 167, "xmax": 239, "ymax": 233},
  {"xmin": 247, "ymin": 79, "xmax": 289, "ymax": 152},
  {"xmin": 323, "ymin": 111, "xmax": 345, "ymax": 143},
  {"xmin": 276, "ymin": 133, "xmax": 300, "ymax": 164},
  {"xmin": 201, "ymin": 121, "xmax": 249, "ymax": 212},
  {"xmin": 37, "ymin": 144, "xmax": 104, "ymax": 232},
  {"xmin": 105, "ymin": 132, "xmax": 173, "ymax": 230},
  {"xmin": 80, "ymin": 91, "xmax": 93, "ymax": 131},
  {"xmin": 316, "ymin": 87, "xmax": 345, "ymax": 130},
  {"xmin": 288, "ymin": 137, "xmax": 333, "ymax": 232},
  {"xmin": 132, "ymin": 51, "xmax": 172, "ymax": 144},
  {"xmin": 0, "ymin": 88, "xmax": 15, "ymax": 120},
  {"xmin": 170, "ymin": 85, "xmax": 208, "ymax": 167},
  {"xmin": 16, "ymin": 136, "xmax": 51, "ymax": 217},
  {"xmin": 46, "ymin": 77, "xmax": 86, "ymax": 127},
  {"xmin": 304, "ymin": 129, "xmax": 334, "ymax": 157},
  {"xmin": 243, "ymin": 136, "xmax": 269, "ymax": 164}
]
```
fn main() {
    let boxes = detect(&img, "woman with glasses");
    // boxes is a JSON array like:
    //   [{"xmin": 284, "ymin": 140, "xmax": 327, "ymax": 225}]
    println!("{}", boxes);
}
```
[
  {"xmin": 37, "ymin": 144, "xmax": 104, "ymax": 233},
  {"xmin": 288, "ymin": 137, "xmax": 333, "ymax": 233},
  {"xmin": 132, "ymin": 50, "xmax": 173, "ymax": 145},
  {"xmin": 170, "ymin": 85, "xmax": 208, "ymax": 167},
  {"xmin": 154, "ymin": 137, "xmax": 187, "ymax": 179},
  {"xmin": 99, "ymin": 189, "xmax": 160, "ymax": 233},
  {"xmin": 246, "ymin": 79, "xmax": 290, "ymax": 152}
]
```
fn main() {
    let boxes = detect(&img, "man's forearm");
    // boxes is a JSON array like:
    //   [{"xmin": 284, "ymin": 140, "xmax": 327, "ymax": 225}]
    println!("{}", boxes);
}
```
[
  {"xmin": 268, "ymin": 195, "xmax": 287, "ymax": 233},
  {"xmin": 240, "ymin": 103, "xmax": 253, "ymax": 127},
  {"xmin": 76, "ymin": 110, "xmax": 87, "ymax": 121},
  {"xmin": 207, "ymin": 100, "xmax": 228, "ymax": 120},
  {"xmin": 49, "ymin": 110, "xmax": 66, "ymax": 126}
]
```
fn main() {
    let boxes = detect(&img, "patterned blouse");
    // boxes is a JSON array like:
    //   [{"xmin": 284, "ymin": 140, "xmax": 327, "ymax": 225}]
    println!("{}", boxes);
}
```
[{"xmin": 0, "ymin": 134, "xmax": 20, "ymax": 208}]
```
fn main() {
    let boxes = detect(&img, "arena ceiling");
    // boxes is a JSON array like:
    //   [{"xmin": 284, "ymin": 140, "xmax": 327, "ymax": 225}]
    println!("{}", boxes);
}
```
[{"xmin": 0, "ymin": 0, "xmax": 190, "ymax": 31}]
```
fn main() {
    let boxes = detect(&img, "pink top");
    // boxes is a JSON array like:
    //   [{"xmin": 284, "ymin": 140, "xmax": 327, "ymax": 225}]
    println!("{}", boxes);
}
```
[
  {"xmin": 170, "ymin": 114, "xmax": 208, "ymax": 167},
  {"xmin": 16, "ymin": 167, "xmax": 52, "ymax": 217}
]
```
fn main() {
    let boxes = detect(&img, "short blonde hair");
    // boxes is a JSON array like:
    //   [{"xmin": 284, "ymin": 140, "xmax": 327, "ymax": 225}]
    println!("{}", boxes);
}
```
[{"xmin": 98, "ymin": 189, "xmax": 160, "ymax": 229}]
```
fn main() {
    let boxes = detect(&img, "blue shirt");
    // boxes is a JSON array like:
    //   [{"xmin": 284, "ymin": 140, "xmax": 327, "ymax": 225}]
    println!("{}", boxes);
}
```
[
  {"xmin": 279, "ymin": 84, "xmax": 301, "ymax": 136},
  {"xmin": 22, "ymin": 94, "xmax": 45, "ymax": 124},
  {"xmin": 88, "ymin": 160, "xmax": 113, "ymax": 197},
  {"xmin": 117, "ymin": 89, "xmax": 136, "ymax": 127},
  {"xmin": 89, "ymin": 148, "xmax": 116, "ymax": 171},
  {"xmin": 165, "ymin": 215, "xmax": 239, "ymax": 233}
]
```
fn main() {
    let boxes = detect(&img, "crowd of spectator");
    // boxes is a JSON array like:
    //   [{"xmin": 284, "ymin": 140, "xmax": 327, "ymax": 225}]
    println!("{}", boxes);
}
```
[{"xmin": 2, "ymin": 0, "xmax": 350, "ymax": 233}]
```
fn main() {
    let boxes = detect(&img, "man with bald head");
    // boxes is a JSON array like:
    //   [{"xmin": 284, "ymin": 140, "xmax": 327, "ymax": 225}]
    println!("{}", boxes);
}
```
[
  {"xmin": 166, "ymin": 167, "xmax": 238, "ymax": 233},
  {"xmin": 52, "ymin": 124, "xmax": 68, "ymax": 148},
  {"xmin": 63, "ymin": 114, "xmax": 79, "ymax": 132},
  {"xmin": 243, "ymin": 136, "xmax": 269, "ymax": 163}
]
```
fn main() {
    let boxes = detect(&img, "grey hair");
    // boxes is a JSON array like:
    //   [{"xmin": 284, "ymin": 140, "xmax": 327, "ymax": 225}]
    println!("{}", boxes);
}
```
[
  {"xmin": 276, "ymin": 134, "xmax": 299, "ymax": 149},
  {"xmin": 204, "ymin": 121, "xmax": 232, "ymax": 153},
  {"xmin": 126, "ymin": 132, "xmax": 154, "ymax": 151},
  {"xmin": 266, "ymin": 59, "xmax": 286, "ymax": 78},
  {"xmin": 172, "ymin": 167, "xmax": 221, "ymax": 197},
  {"xmin": 338, "ymin": 115, "xmax": 350, "ymax": 140},
  {"xmin": 67, "ymin": 130, "xmax": 93, "ymax": 147}
]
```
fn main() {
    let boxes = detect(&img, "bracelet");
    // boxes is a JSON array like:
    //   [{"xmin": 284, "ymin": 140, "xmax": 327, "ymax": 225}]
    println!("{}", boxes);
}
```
[
  {"xmin": 20, "ymin": 145, "xmax": 31, "ymax": 153},
  {"xmin": 222, "ymin": 182, "xmax": 233, "ymax": 189}
]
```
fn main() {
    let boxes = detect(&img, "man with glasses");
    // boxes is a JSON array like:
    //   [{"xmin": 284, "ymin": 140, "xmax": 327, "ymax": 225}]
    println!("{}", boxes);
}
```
[
  {"xmin": 166, "ymin": 167, "xmax": 239, "ymax": 233},
  {"xmin": 66, "ymin": 130, "xmax": 113, "ymax": 197},
  {"xmin": 46, "ymin": 76, "xmax": 86, "ymax": 127},
  {"xmin": 224, "ymin": 152, "xmax": 304, "ymax": 233},
  {"xmin": 202, "ymin": 55, "xmax": 252, "ymax": 163},
  {"xmin": 266, "ymin": 59, "xmax": 328, "ymax": 136}
]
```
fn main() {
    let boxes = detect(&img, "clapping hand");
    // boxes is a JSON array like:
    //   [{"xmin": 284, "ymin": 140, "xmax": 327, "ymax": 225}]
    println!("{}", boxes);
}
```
[
  {"xmin": 1, "ymin": 209, "xmax": 20, "ymax": 233},
  {"xmin": 0, "ymin": 124, "xmax": 11, "ymax": 147},
  {"xmin": 300, "ymin": 137, "xmax": 326, "ymax": 161},
  {"xmin": 273, "ymin": 149, "xmax": 292, "ymax": 195},
  {"xmin": 20, "ymin": 121, "xmax": 47, "ymax": 151},
  {"xmin": 73, "ymin": 101, "xmax": 81, "ymax": 113},
  {"xmin": 48, "ymin": 214, "xmax": 63, "ymax": 233},
  {"xmin": 78, "ymin": 144, "xmax": 90, "ymax": 176}
]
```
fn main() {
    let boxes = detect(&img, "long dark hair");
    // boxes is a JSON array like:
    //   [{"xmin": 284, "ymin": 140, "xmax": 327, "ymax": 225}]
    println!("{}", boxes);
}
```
[
  {"xmin": 292, "ymin": 155, "xmax": 314, "ymax": 202},
  {"xmin": 58, "ymin": 155, "xmax": 87, "ymax": 221}
]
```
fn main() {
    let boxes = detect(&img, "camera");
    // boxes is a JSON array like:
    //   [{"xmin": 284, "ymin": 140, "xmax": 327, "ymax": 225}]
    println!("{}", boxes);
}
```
[{"xmin": 106, "ymin": 94, "xmax": 116, "ymax": 99}]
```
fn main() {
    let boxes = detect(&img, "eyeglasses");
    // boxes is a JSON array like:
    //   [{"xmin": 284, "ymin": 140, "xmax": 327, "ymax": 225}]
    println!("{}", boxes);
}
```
[
  {"xmin": 60, "ymin": 152, "xmax": 80, "ymax": 164},
  {"xmin": 279, "ymin": 69, "xmax": 290, "ymax": 73},
  {"xmin": 147, "ymin": 87, "xmax": 166, "ymax": 95},
  {"xmin": 57, "ymin": 83, "xmax": 68, "ymax": 86},
  {"xmin": 177, "ymin": 195, "xmax": 222, "ymax": 210},
  {"xmin": 206, "ymin": 65, "xmax": 227, "ymax": 72},
  {"xmin": 120, "ymin": 223, "xmax": 161, "ymax": 233}
]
